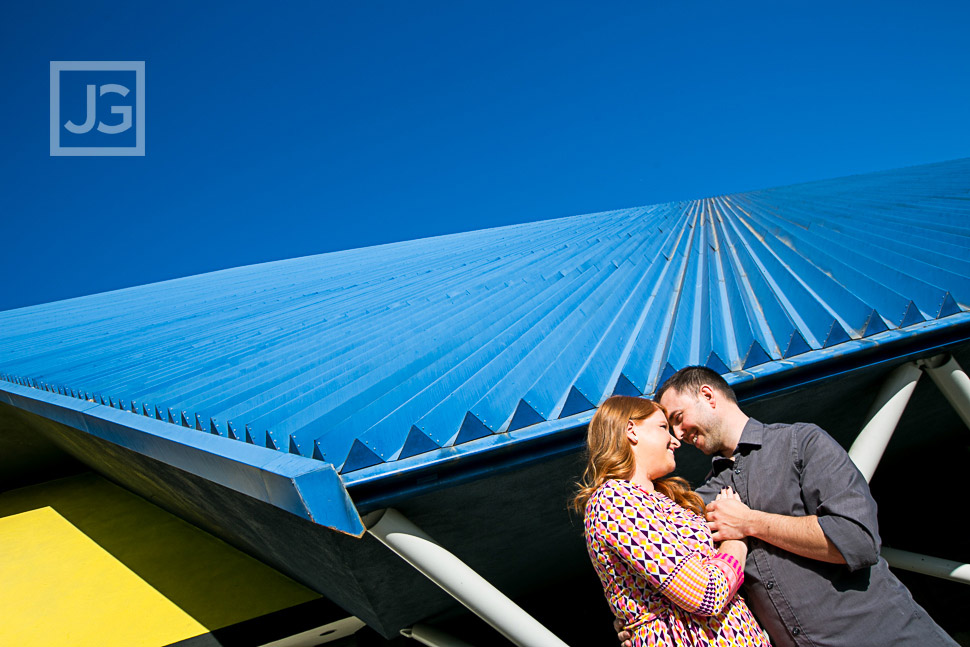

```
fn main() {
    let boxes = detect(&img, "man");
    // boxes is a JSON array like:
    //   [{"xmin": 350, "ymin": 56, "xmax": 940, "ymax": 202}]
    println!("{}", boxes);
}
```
[{"xmin": 616, "ymin": 365, "xmax": 955, "ymax": 647}]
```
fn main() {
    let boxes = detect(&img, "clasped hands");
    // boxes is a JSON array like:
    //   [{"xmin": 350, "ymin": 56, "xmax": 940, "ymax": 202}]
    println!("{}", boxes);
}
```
[{"xmin": 707, "ymin": 486, "xmax": 754, "ymax": 542}]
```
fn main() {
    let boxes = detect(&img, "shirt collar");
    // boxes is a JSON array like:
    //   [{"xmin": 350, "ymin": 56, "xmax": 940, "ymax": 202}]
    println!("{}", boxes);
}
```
[
  {"xmin": 736, "ymin": 417, "xmax": 764, "ymax": 450},
  {"xmin": 711, "ymin": 417, "xmax": 764, "ymax": 468}
]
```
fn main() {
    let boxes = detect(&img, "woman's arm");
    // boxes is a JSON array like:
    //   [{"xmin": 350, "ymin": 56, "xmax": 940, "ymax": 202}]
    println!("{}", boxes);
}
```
[
  {"xmin": 657, "ymin": 548, "xmax": 745, "ymax": 616},
  {"xmin": 592, "ymin": 481, "xmax": 745, "ymax": 617},
  {"xmin": 664, "ymin": 492, "xmax": 747, "ymax": 613},
  {"xmin": 716, "ymin": 538, "xmax": 748, "ymax": 564}
]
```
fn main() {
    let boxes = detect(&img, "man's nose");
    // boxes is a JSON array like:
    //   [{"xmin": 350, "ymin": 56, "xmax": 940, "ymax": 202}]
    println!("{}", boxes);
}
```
[{"xmin": 672, "ymin": 426, "xmax": 685, "ymax": 441}]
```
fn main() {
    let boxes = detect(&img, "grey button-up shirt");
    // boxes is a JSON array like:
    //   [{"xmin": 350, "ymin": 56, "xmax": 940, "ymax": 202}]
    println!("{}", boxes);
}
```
[{"xmin": 696, "ymin": 419, "xmax": 956, "ymax": 647}]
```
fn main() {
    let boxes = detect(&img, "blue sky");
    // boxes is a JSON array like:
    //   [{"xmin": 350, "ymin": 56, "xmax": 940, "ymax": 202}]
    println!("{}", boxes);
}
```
[{"xmin": 2, "ymin": 1, "xmax": 969, "ymax": 312}]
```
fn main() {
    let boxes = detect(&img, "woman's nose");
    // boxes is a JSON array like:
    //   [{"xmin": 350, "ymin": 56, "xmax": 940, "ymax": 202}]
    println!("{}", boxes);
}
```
[{"xmin": 669, "ymin": 433, "xmax": 681, "ymax": 448}]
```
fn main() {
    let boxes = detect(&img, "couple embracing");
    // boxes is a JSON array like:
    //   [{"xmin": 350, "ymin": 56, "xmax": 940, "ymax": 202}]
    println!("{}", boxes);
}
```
[{"xmin": 574, "ymin": 366, "xmax": 956, "ymax": 647}]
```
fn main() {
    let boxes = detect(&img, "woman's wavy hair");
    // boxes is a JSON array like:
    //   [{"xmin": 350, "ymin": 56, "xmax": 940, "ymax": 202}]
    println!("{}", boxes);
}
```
[{"xmin": 571, "ymin": 395, "xmax": 705, "ymax": 517}]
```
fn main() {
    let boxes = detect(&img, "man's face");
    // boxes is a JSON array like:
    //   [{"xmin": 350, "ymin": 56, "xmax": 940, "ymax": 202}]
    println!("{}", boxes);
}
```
[{"xmin": 659, "ymin": 386, "xmax": 725, "ymax": 456}]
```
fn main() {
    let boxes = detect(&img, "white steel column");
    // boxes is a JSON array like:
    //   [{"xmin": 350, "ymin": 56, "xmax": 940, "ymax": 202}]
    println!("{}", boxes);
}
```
[
  {"xmin": 921, "ymin": 354, "xmax": 970, "ymax": 430},
  {"xmin": 851, "ymin": 356, "xmax": 970, "ymax": 586},
  {"xmin": 849, "ymin": 361, "xmax": 923, "ymax": 482},
  {"xmin": 882, "ymin": 547, "xmax": 970, "ymax": 585},
  {"xmin": 365, "ymin": 508, "xmax": 569, "ymax": 647},
  {"xmin": 401, "ymin": 624, "xmax": 477, "ymax": 647}
]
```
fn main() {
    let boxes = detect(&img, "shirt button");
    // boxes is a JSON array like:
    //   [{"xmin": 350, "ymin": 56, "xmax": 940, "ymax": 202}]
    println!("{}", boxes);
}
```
[
  {"xmin": 792, "ymin": 627, "xmax": 801, "ymax": 636},
  {"xmin": 765, "ymin": 581, "xmax": 774, "ymax": 590},
  {"xmin": 734, "ymin": 468, "xmax": 741, "ymax": 474}
]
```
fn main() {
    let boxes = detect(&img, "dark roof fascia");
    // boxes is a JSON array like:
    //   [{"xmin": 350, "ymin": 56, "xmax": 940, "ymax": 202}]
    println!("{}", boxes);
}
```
[{"xmin": 345, "ymin": 313, "xmax": 970, "ymax": 513}]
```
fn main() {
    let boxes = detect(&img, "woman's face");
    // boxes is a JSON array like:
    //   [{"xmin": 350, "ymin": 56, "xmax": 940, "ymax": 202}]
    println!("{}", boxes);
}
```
[{"xmin": 628, "ymin": 409, "xmax": 680, "ymax": 480}]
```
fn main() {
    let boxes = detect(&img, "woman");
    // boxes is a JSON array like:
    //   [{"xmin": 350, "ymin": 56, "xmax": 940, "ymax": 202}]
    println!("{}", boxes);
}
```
[{"xmin": 573, "ymin": 395, "xmax": 770, "ymax": 647}]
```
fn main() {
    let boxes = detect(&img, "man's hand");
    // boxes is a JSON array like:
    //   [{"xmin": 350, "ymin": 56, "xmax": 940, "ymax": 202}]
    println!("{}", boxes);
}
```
[
  {"xmin": 708, "ymin": 492, "xmax": 848, "ymax": 564},
  {"xmin": 706, "ymin": 497, "xmax": 755, "ymax": 542},
  {"xmin": 613, "ymin": 617, "xmax": 632, "ymax": 647}
]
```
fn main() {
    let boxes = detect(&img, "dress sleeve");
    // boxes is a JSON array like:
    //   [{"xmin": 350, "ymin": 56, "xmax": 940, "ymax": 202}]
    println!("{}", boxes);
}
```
[
  {"xmin": 589, "ymin": 481, "xmax": 744, "ymax": 616},
  {"xmin": 796, "ymin": 424, "xmax": 881, "ymax": 571}
]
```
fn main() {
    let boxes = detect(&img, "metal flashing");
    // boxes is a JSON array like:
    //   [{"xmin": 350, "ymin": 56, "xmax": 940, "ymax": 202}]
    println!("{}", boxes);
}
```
[{"xmin": 0, "ymin": 381, "xmax": 365, "ymax": 536}]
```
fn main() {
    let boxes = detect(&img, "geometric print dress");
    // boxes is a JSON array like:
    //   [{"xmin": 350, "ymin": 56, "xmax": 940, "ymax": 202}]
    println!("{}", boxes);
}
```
[{"xmin": 585, "ymin": 479, "xmax": 772, "ymax": 647}]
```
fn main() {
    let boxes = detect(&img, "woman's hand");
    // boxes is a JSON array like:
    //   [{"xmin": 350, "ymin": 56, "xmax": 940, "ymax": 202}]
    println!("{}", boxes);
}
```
[
  {"xmin": 715, "ymin": 486, "xmax": 741, "ymax": 502},
  {"xmin": 712, "ymin": 487, "xmax": 748, "ymax": 559},
  {"xmin": 613, "ymin": 617, "xmax": 632, "ymax": 647},
  {"xmin": 708, "ymin": 487, "xmax": 756, "ymax": 542}
]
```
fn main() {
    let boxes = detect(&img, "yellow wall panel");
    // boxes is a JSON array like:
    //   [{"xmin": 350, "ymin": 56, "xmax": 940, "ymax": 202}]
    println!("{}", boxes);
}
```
[
  {"xmin": 0, "ymin": 506, "xmax": 207, "ymax": 647},
  {"xmin": 0, "ymin": 473, "xmax": 322, "ymax": 646}
]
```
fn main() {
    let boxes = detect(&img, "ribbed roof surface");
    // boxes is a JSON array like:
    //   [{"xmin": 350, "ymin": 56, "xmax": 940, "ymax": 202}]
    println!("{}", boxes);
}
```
[{"xmin": 2, "ymin": 158, "xmax": 968, "ymax": 479}]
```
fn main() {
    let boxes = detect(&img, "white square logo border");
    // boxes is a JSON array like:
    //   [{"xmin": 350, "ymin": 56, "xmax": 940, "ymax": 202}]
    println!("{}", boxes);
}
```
[{"xmin": 50, "ymin": 61, "xmax": 145, "ymax": 157}]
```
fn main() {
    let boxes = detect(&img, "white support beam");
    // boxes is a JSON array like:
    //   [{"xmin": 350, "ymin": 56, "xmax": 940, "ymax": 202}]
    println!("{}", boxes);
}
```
[
  {"xmin": 401, "ymin": 624, "xmax": 478, "ymax": 647},
  {"xmin": 365, "ymin": 508, "xmax": 569, "ymax": 647},
  {"xmin": 921, "ymin": 354, "xmax": 970, "ymax": 430},
  {"xmin": 849, "ymin": 361, "xmax": 923, "ymax": 482},
  {"xmin": 883, "ymin": 547, "xmax": 970, "ymax": 585}
]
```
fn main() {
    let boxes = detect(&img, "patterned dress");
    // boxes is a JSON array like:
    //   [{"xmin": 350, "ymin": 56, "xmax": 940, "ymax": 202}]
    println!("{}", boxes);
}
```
[{"xmin": 584, "ymin": 479, "xmax": 771, "ymax": 647}]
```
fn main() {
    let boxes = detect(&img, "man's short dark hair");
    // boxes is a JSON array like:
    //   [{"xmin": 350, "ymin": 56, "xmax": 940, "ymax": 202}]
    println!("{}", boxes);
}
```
[{"xmin": 655, "ymin": 366, "xmax": 738, "ymax": 404}]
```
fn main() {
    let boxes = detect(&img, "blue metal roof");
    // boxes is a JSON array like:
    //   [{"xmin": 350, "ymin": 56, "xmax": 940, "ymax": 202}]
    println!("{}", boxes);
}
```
[{"xmin": 2, "ymin": 158, "xmax": 968, "ymax": 525}]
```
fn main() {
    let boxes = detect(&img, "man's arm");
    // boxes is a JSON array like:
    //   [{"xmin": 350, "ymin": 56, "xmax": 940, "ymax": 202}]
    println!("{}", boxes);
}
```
[
  {"xmin": 709, "ymin": 424, "xmax": 880, "ymax": 570},
  {"xmin": 706, "ymin": 499, "xmax": 845, "ymax": 563}
]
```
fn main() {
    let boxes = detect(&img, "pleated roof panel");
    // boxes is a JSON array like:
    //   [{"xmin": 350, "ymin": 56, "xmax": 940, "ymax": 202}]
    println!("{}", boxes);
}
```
[{"xmin": 2, "ymin": 158, "xmax": 969, "ymax": 498}]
